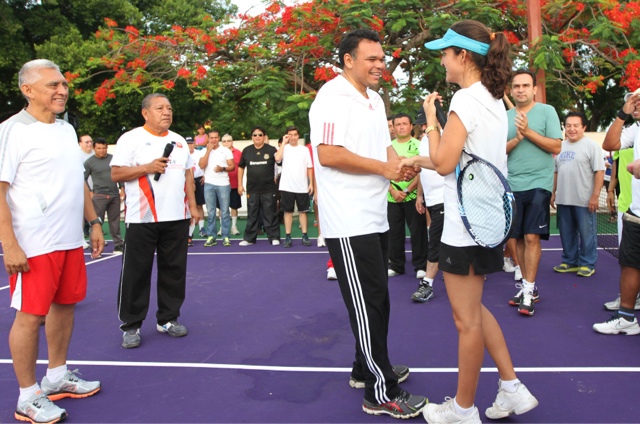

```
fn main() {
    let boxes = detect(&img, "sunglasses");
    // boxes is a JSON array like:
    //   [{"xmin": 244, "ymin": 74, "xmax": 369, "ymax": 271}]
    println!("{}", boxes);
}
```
[{"xmin": 252, "ymin": 133, "xmax": 264, "ymax": 137}]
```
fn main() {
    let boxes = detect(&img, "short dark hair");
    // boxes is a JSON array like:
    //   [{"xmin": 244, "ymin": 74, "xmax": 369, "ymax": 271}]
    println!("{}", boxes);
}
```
[
  {"xmin": 251, "ymin": 126, "xmax": 266, "ymax": 135},
  {"xmin": 208, "ymin": 130, "xmax": 219, "ymax": 137},
  {"xmin": 285, "ymin": 125, "xmax": 298, "ymax": 134},
  {"xmin": 338, "ymin": 29, "xmax": 381, "ymax": 67},
  {"xmin": 93, "ymin": 137, "xmax": 107, "ymax": 147},
  {"xmin": 512, "ymin": 68, "xmax": 537, "ymax": 87},
  {"xmin": 393, "ymin": 113, "xmax": 412, "ymax": 125},
  {"xmin": 387, "ymin": 115, "xmax": 395, "ymax": 122},
  {"xmin": 565, "ymin": 111, "xmax": 588, "ymax": 127}
]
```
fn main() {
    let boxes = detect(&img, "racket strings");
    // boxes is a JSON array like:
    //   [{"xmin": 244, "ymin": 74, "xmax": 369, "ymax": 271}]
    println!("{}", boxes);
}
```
[{"xmin": 458, "ymin": 161, "xmax": 511, "ymax": 247}]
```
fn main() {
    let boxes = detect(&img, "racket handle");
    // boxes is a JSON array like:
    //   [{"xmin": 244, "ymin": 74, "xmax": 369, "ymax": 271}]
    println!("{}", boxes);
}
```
[{"xmin": 435, "ymin": 99, "xmax": 447, "ymax": 128}]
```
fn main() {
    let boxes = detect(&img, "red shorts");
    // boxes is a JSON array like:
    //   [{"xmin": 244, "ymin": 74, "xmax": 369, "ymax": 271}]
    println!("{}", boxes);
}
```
[{"xmin": 9, "ymin": 248, "xmax": 87, "ymax": 315}]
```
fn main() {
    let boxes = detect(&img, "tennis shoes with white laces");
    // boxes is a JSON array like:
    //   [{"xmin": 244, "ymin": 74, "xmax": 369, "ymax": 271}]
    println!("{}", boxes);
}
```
[{"xmin": 424, "ymin": 381, "xmax": 537, "ymax": 423}]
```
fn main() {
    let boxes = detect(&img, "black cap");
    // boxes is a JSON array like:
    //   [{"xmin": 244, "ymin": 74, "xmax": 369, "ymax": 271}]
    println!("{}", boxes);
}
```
[{"xmin": 185, "ymin": 136, "xmax": 194, "ymax": 143}]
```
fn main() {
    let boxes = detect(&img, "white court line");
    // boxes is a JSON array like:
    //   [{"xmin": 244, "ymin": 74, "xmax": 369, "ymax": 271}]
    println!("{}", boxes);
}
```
[{"xmin": 0, "ymin": 359, "xmax": 638, "ymax": 373}]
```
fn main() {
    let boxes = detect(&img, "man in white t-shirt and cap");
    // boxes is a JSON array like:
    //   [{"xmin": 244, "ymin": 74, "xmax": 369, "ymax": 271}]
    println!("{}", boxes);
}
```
[
  {"xmin": 309, "ymin": 29, "xmax": 426, "ymax": 419},
  {"xmin": 111, "ymin": 93, "xmax": 200, "ymax": 349},
  {"xmin": 0, "ymin": 59, "xmax": 103, "ymax": 424}
]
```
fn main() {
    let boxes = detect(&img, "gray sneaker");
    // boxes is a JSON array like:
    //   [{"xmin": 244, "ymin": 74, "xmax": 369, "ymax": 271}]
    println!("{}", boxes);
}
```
[
  {"xmin": 122, "ymin": 328, "xmax": 141, "ymax": 349},
  {"xmin": 15, "ymin": 390, "xmax": 67, "ymax": 424},
  {"xmin": 412, "ymin": 284, "xmax": 434, "ymax": 303},
  {"xmin": 157, "ymin": 320, "xmax": 188, "ymax": 337},
  {"xmin": 41, "ymin": 369, "xmax": 101, "ymax": 401},
  {"xmin": 349, "ymin": 365, "xmax": 409, "ymax": 389}
]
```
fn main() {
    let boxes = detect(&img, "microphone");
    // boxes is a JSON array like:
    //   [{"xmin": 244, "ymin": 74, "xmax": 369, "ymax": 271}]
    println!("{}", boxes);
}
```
[
  {"xmin": 154, "ymin": 142, "xmax": 175, "ymax": 181},
  {"xmin": 434, "ymin": 99, "xmax": 447, "ymax": 128}
]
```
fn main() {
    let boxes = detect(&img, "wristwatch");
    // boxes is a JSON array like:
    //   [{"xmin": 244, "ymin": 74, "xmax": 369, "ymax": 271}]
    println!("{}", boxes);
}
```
[
  {"xmin": 89, "ymin": 218, "xmax": 103, "ymax": 227},
  {"xmin": 425, "ymin": 125, "xmax": 439, "ymax": 135}
]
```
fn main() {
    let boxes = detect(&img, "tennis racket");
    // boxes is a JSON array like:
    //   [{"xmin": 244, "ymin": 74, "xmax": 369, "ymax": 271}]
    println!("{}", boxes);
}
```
[{"xmin": 435, "ymin": 99, "xmax": 516, "ymax": 248}]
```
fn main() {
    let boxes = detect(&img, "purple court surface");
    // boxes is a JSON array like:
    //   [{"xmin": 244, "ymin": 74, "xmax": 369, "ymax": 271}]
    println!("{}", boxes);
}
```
[{"xmin": 1, "ymin": 236, "xmax": 639, "ymax": 423}]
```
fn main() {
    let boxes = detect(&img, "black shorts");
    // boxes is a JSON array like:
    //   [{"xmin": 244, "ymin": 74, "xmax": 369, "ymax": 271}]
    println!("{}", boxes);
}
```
[
  {"xmin": 427, "ymin": 203, "xmax": 444, "ymax": 263},
  {"xmin": 619, "ymin": 215, "xmax": 640, "ymax": 269},
  {"xmin": 194, "ymin": 177, "xmax": 205, "ymax": 206},
  {"xmin": 280, "ymin": 191, "xmax": 310, "ymax": 213},
  {"xmin": 438, "ymin": 242, "xmax": 503, "ymax": 275},
  {"xmin": 511, "ymin": 188, "xmax": 551, "ymax": 240},
  {"xmin": 229, "ymin": 188, "xmax": 242, "ymax": 210}
]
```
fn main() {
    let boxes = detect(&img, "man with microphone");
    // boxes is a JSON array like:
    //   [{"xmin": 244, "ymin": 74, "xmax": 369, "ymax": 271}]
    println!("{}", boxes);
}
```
[{"xmin": 111, "ymin": 93, "xmax": 200, "ymax": 349}]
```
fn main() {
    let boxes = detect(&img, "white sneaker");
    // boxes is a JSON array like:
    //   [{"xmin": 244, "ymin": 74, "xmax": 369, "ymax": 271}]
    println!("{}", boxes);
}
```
[
  {"xmin": 604, "ymin": 294, "xmax": 640, "ymax": 311},
  {"xmin": 317, "ymin": 235, "xmax": 326, "ymax": 247},
  {"xmin": 485, "ymin": 380, "xmax": 539, "ymax": 419},
  {"xmin": 388, "ymin": 269, "xmax": 399, "ymax": 277},
  {"xmin": 82, "ymin": 240, "xmax": 90, "ymax": 250},
  {"xmin": 593, "ymin": 315, "xmax": 640, "ymax": 335},
  {"xmin": 231, "ymin": 226, "xmax": 241, "ymax": 235},
  {"xmin": 239, "ymin": 240, "xmax": 254, "ymax": 246},
  {"xmin": 271, "ymin": 240, "xmax": 280, "ymax": 246},
  {"xmin": 423, "ymin": 398, "xmax": 481, "ymax": 423},
  {"xmin": 503, "ymin": 257, "xmax": 516, "ymax": 272},
  {"xmin": 416, "ymin": 270, "xmax": 427, "ymax": 279},
  {"xmin": 327, "ymin": 267, "xmax": 337, "ymax": 280},
  {"xmin": 514, "ymin": 265, "xmax": 522, "ymax": 281}
]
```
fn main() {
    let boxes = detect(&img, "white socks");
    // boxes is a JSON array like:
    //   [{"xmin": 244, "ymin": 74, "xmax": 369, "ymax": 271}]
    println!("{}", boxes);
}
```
[
  {"xmin": 453, "ymin": 397, "xmax": 476, "ymax": 416},
  {"xmin": 19, "ymin": 383, "xmax": 40, "ymax": 402},
  {"xmin": 500, "ymin": 378, "xmax": 521, "ymax": 393},
  {"xmin": 46, "ymin": 364, "xmax": 67, "ymax": 384}
]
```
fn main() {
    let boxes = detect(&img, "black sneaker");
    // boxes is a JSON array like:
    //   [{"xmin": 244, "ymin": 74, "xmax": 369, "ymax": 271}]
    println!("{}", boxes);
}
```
[
  {"xmin": 411, "ymin": 283, "xmax": 434, "ymax": 303},
  {"xmin": 301, "ymin": 234, "xmax": 311, "ymax": 246},
  {"xmin": 509, "ymin": 283, "xmax": 539, "ymax": 306},
  {"xmin": 283, "ymin": 236, "xmax": 292, "ymax": 248},
  {"xmin": 518, "ymin": 291, "xmax": 537, "ymax": 316},
  {"xmin": 187, "ymin": 238, "xmax": 194, "ymax": 247},
  {"xmin": 362, "ymin": 389, "xmax": 427, "ymax": 419},
  {"xmin": 113, "ymin": 245, "xmax": 124, "ymax": 254},
  {"xmin": 349, "ymin": 365, "xmax": 409, "ymax": 389}
]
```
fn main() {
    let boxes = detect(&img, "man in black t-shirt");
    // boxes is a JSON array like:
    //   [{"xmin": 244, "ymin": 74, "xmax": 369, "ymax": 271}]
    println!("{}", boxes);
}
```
[{"xmin": 237, "ymin": 126, "xmax": 281, "ymax": 245}]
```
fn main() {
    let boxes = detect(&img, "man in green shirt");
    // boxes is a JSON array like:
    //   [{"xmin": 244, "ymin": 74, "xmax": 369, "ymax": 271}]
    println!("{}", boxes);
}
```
[
  {"xmin": 387, "ymin": 113, "xmax": 427, "ymax": 278},
  {"xmin": 506, "ymin": 69, "xmax": 563, "ymax": 317}
]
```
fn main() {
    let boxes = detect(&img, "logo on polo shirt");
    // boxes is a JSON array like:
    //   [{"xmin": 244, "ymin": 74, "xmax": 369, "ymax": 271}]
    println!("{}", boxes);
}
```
[{"xmin": 264, "ymin": 154, "xmax": 270, "ymax": 160}]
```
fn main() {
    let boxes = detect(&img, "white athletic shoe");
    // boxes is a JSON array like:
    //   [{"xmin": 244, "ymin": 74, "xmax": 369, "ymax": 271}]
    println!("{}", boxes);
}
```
[
  {"xmin": 327, "ymin": 267, "xmax": 337, "ymax": 280},
  {"xmin": 388, "ymin": 269, "xmax": 399, "ymax": 277},
  {"xmin": 271, "ymin": 240, "xmax": 280, "ymax": 246},
  {"xmin": 317, "ymin": 235, "xmax": 326, "ymax": 247},
  {"xmin": 231, "ymin": 226, "xmax": 241, "ymax": 236},
  {"xmin": 485, "ymin": 380, "xmax": 539, "ymax": 419},
  {"xmin": 416, "ymin": 270, "xmax": 427, "ymax": 279},
  {"xmin": 514, "ymin": 265, "xmax": 522, "ymax": 281},
  {"xmin": 503, "ymin": 257, "xmax": 516, "ymax": 272},
  {"xmin": 604, "ymin": 294, "xmax": 640, "ymax": 311},
  {"xmin": 423, "ymin": 398, "xmax": 481, "ymax": 423},
  {"xmin": 82, "ymin": 240, "xmax": 90, "ymax": 250},
  {"xmin": 593, "ymin": 315, "xmax": 640, "ymax": 335},
  {"xmin": 239, "ymin": 240, "xmax": 254, "ymax": 246}
]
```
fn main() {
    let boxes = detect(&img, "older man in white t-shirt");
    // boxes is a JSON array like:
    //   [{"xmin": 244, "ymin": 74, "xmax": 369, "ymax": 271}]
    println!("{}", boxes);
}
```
[
  {"xmin": 111, "ymin": 93, "xmax": 199, "ymax": 349},
  {"xmin": 0, "ymin": 59, "xmax": 103, "ymax": 424}
]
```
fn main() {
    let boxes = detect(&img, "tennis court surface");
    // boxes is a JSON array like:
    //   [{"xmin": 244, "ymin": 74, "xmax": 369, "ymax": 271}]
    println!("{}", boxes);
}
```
[{"xmin": 1, "ymin": 235, "xmax": 638, "ymax": 423}]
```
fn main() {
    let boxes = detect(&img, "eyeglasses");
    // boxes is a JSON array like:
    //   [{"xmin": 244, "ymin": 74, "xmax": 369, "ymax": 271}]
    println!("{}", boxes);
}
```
[{"xmin": 252, "ymin": 133, "xmax": 264, "ymax": 137}]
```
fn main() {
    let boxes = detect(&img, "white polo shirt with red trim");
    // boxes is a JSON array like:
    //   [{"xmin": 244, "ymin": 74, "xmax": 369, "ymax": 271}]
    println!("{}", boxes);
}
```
[
  {"xmin": 309, "ymin": 75, "xmax": 391, "ymax": 238},
  {"xmin": 111, "ymin": 126, "xmax": 193, "ymax": 223}
]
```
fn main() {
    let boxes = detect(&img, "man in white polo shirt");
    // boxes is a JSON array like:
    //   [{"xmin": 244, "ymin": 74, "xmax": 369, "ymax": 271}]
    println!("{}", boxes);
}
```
[
  {"xmin": 0, "ymin": 59, "xmax": 103, "ymax": 424},
  {"xmin": 309, "ymin": 29, "xmax": 426, "ymax": 419},
  {"xmin": 111, "ymin": 93, "xmax": 199, "ymax": 349}
]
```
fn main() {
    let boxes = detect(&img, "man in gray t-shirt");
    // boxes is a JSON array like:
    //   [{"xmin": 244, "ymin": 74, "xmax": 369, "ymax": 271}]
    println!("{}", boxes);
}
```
[
  {"xmin": 84, "ymin": 138, "xmax": 123, "ymax": 252},
  {"xmin": 551, "ymin": 112, "xmax": 604, "ymax": 277}
]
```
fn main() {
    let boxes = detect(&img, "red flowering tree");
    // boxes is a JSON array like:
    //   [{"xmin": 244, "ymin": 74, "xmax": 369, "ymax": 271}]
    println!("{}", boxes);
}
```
[{"xmin": 48, "ymin": 0, "xmax": 640, "ymax": 137}]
